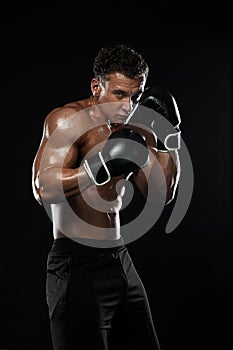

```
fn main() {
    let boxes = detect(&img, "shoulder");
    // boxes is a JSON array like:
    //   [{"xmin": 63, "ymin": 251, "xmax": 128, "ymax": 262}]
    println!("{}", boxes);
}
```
[{"xmin": 43, "ymin": 97, "xmax": 94, "ymax": 135}]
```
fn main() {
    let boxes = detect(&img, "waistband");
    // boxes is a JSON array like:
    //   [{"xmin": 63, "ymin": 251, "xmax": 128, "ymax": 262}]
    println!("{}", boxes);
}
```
[{"xmin": 50, "ymin": 236, "xmax": 125, "ymax": 254}]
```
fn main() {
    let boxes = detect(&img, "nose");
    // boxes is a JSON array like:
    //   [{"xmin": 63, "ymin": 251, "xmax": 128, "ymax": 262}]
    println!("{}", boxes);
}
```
[{"xmin": 122, "ymin": 96, "xmax": 134, "ymax": 113}]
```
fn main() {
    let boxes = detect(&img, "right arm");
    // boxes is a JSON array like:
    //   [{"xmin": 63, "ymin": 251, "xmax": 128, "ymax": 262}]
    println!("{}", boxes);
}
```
[{"xmin": 32, "ymin": 108, "xmax": 92, "ymax": 206}]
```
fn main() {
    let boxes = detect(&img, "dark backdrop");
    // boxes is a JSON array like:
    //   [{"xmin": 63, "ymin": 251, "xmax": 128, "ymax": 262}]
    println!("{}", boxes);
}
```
[{"xmin": 2, "ymin": 3, "xmax": 232, "ymax": 350}]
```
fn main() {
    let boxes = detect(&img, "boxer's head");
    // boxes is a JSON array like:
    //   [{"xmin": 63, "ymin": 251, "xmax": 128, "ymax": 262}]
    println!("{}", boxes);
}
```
[{"xmin": 91, "ymin": 43, "xmax": 149, "ymax": 124}]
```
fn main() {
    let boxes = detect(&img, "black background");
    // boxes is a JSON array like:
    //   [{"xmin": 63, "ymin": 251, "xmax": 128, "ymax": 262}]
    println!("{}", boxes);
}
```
[{"xmin": 2, "ymin": 3, "xmax": 233, "ymax": 350}]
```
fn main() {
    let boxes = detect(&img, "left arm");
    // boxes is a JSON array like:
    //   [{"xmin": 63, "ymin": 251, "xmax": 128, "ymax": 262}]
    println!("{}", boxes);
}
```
[
  {"xmin": 133, "ymin": 147, "xmax": 180, "ymax": 205},
  {"xmin": 156, "ymin": 149, "xmax": 180, "ymax": 204},
  {"xmin": 132, "ymin": 85, "xmax": 182, "ymax": 205}
]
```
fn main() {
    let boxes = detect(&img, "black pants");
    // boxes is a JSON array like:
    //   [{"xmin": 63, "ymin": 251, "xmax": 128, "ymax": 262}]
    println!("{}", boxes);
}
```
[{"xmin": 46, "ymin": 237, "xmax": 161, "ymax": 350}]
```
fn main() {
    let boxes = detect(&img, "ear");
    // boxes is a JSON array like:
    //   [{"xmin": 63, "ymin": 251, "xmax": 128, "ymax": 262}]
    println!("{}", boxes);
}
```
[{"xmin": 91, "ymin": 78, "xmax": 101, "ymax": 97}]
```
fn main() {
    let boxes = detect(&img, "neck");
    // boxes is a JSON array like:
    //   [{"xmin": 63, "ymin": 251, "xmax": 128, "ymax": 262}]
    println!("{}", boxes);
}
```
[{"xmin": 90, "ymin": 95, "xmax": 111, "ymax": 127}]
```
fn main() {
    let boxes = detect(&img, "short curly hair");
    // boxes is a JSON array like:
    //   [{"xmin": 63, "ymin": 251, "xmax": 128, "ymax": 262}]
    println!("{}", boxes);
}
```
[{"xmin": 93, "ymin": 43, "xmax": 149, "ymax": 84}]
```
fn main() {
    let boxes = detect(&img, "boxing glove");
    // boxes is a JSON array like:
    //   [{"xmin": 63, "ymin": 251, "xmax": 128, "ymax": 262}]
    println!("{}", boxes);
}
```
[
  {"xmin": 84, "ymin": 128, "xmax": 149, "ymax": 186},
  {"xmin": 137, "ymin": 86, "xmax": 181, "ymax": 152}
]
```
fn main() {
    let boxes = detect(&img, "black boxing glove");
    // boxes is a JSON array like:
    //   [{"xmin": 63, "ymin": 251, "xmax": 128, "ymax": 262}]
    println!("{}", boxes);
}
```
[
  {"xmin": 83, "ymin": 128, "xmax": 149, "ymax": 186},
  {"xmin": 136, "ymin": 86, "xmax": 181, "ymax": 152}
]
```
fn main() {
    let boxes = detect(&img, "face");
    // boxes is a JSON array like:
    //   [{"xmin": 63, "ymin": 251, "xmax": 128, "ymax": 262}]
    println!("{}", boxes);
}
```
[{"xmin": 91, "ymin": 72, "xmax": 147, "ymax": 124}]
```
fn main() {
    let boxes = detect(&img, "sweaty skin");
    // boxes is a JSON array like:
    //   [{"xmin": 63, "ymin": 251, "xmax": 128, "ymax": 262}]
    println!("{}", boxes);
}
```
[{"xmin": 32, "ymin": 73, "xmax": 179, "ymax": 240}]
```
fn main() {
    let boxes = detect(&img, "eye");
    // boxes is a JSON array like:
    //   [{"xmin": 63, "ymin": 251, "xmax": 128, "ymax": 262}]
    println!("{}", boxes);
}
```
[{"xmin": 114, "ymin": 92, "xmax": 124, "ymax": 98}]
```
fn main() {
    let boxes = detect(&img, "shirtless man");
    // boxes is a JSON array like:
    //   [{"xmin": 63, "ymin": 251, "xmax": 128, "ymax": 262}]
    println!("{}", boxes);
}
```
[{"xmin": 32, "ymin": 43, "xmax": 180, "ymax": 350}]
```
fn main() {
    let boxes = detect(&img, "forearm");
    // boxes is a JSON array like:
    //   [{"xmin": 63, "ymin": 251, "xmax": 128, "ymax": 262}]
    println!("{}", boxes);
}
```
[
  {"xmin": 37, "ymin": 165, "xmax": 92, "ymax": 204},
  {"xmin": 157, "ymin": 150, "xmax": 180, "ymax": 204}
]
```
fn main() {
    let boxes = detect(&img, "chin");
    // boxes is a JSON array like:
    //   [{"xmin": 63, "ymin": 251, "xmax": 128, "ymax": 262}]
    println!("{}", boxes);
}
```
[{"xmin": 115, "ymin": 118, "xmax": 126, "ymax": 124}]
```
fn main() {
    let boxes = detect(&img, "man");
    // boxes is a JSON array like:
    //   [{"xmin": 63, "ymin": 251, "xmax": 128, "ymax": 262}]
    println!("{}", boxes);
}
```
[{"xmin": 32, "ymin": 43, "xmax": 180, "ymax": 350}]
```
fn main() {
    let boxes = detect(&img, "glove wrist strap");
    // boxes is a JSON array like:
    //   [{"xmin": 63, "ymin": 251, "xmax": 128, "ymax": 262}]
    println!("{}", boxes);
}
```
[
  {"xmin": 157, "ymin": 131, "xmax": 181, "ymax": 152},
  {"xmin": 84, "ymin": 152, "xmax": 111, "ymax": 186}
]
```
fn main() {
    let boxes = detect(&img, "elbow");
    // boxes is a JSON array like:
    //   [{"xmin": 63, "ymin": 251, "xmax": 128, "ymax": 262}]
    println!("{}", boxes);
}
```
[
  {"xmin": 165, "ymin": 175, "xmax": 179, "ymax": 205},
  {"xmin": 32, "ymin": 188, "xmax": 43, "ymax": 206},
  {"xmin": 33, "ymin": 175, "xmax": 64, "ymax": 204},
  {"xmin": 165, "ymin": 191, "xmax": 175, "ymax": 205},
  {"xmin": 39, "ymin": 185, "xmax": 65, "ymax": 204},
  {"xmin": 32, "ymin": 177, "xmax": 43, "ymax": 206}
]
